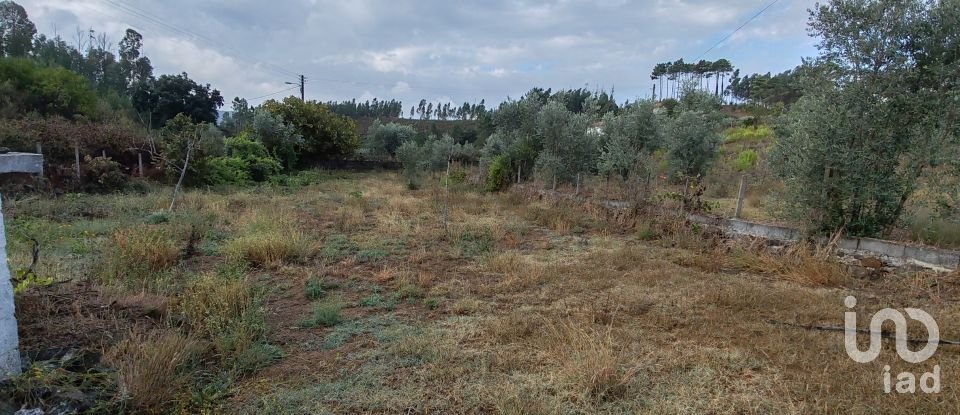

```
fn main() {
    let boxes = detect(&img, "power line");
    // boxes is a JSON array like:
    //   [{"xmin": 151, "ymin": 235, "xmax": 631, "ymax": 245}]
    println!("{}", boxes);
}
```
[
  {"xmin": 249, "ymin": 86, "xmax": 299, "ymax": 101},
  {"xmin": 694, "ymin": 0, "xmax": 782, "ymax": 61},
  {"xmin": 97, "ymin": 0, "xmax": 301, "ymax": 81}
]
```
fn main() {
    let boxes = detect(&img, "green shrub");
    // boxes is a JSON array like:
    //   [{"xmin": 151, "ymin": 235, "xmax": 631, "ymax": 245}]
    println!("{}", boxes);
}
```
[
  {"xmin": 723, "ymin": 125, "xmax": 773, "ymax": 144},
  {"xmin": 300, "ymin": 300, "xmax": 343, "ymax": 328},
  {"xmin": 205, "ymin": 157, "xmax": 251, "ymax": 185},
  {"xmin": 485, "ymin": 154, "xmax": 512, "ymax": 192},
  {"xmin": 83, "ymin": 156, "xmax": 128, "ymax": 193},
  {"xmin": 203, "ymin": 134, "xmax": 283, "ymax": 185},
  {"xmin": 733, "ymin": 149, "xmax": 759, "ymax": 172},
  {"xmin": 304, "ymin": 276, "xmax": 326, "ymax": 300}
]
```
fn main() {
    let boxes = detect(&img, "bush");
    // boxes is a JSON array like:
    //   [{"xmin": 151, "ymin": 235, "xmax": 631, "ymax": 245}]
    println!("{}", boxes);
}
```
[
  {"xmin": 733, "ymin": 149, "xmax": 759, "ymax": 172},
  {"xmin": 204, "ymin": 156, "xmax": 250, "ymax": 185},
  {"xmin": 202, "ymin": 134, "xmax": 282, "ymax": 185},
  {"xmin": 664, "ymin": 110, "xmax": 722, "ymax": 179},
  {"xmin": 304, "ymin": 276, "xmax": 326, "ymax": 300},
  {"xmin": 82, "ymin": 156, "xmax": 128, "ymax": 193},
  {"xmin": 485, "ymin": 154, "xmax": 512, "ymax": 192}
]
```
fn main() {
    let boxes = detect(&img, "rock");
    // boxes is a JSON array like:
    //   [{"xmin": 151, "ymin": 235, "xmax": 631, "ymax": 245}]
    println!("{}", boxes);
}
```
[{"xmin": 860, "ymin": 256, "xmax": 885, "ymax": 269}]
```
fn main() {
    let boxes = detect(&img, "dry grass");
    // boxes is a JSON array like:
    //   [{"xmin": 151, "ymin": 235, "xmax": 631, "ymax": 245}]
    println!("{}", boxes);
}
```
[
  {"xmin": 485, "ymin": 252, "xmax": 549, "ymax": 292},
  {"xmin": 541, "ymin": 320, "xmax": 640, "ymax": 403},
  {"xmin": 735, "ymin": 242, "xmax": 849, "ymax": 287},
  {"xmin": 12, "ymin": 170, "xmax": 959, "ymax": 414},
  {"xmin": 111, "ymin": 227, "xmax": 180, "ymax": 272},
  {"xmin": 179, "ymin": 274, "xmax": 258, "ymax": 336},
  {"xmin": 103, "ymin": 329, "xmax": 200, "ymax": 413},
  {"xmin": 225, "ymin": 210, "xmax": 310, "ymax": 266}
]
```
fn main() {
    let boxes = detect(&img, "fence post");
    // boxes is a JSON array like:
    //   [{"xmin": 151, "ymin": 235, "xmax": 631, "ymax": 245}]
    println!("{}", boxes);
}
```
[
  {"xmin": 35, "ymin": 143, "xmax": 43, "ymax": 179},
  {"xmin": 138, "ymin": 152, "xmax": 144, "ymax": 177},
  {"xmin": 735, "ymin": 174, "xmax": 748, "ymax": 219},
  {"xmin": 0, "ymin": 195, "xmax": 23, "ymax": 378},
  {"xmin": 74, "ymin": 143, "xmax": 81, "ymax": 178},
  {"xmin": 575, "ymin": 173, "xmax": 581, "ymax": 195}
]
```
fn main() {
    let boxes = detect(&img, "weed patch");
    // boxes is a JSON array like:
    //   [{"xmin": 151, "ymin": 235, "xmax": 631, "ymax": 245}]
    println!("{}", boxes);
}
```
[{"xmin": 300, "ymin": 300, "xmax": 344, "ymax": 328}]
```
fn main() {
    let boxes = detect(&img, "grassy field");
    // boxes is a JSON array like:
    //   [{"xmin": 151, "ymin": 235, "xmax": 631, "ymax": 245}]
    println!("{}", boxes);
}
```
[{"xmin": 3, "ymin": 171, "xmax": 960, "ymax": 414}]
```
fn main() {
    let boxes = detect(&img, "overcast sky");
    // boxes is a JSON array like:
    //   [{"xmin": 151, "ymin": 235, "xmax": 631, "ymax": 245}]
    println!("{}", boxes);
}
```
[{"xmin": 21, "ymin": 0, "xmax": 818, "ymax": 109}]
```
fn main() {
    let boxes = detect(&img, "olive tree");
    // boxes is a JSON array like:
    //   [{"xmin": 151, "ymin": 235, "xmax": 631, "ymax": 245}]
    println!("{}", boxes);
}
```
[
  {"xmin": 663, "ymin": 110, "xmax": 721, "ymax": 180},
  {"xmin": 598, "ymin": 101, "xmax": 661, "ymax": 180},
  {"xmin": 534, "ymin": 101, "xmax": 595, "ymax": 189},
  {"xmin": 396, "ymin": 134, "xmax": 475, "ymax": 189},
  {"xmin": 363, "ymin": 120, "xmax": 416, "ymax": 159},
  {"xmin": 769, "ymin": 0, "xmax": 960, "ymax": 236}
]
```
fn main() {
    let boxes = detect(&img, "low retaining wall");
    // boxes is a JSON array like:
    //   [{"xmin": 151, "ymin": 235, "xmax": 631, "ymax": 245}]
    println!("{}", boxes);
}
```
[
  {"xmin": 720, "ymin": 219, "xmax": 959, "ymax": 270},
  {"xmin": 518, "ymin": 185, "xmax": 960, "ymax": 271},
  {"xmin": 0, "ymin": 153, "xmax": 42, "ymax": 175}
]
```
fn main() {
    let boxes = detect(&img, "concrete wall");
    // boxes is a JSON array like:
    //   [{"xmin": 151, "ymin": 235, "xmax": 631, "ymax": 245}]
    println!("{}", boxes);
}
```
[
  {"xmin": 0, "ymin": 153, "xmax": 42, "ymax": 175},
  {"xmin": 0, "ymin": 196, "xmax": 22, "ymax": 377},
  {"xmin": 722, "ymin": 218, "xmax": 960, "ymax": 270},
  {"xmin": 515, "ymin": 186, "xmax": 960, "ymax": 271}
]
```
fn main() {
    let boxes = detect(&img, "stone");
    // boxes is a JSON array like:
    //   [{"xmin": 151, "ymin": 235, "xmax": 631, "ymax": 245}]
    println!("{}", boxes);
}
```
[{"xmin": 860, "ymin": 256, "xmax": 885, "ymax": 269}]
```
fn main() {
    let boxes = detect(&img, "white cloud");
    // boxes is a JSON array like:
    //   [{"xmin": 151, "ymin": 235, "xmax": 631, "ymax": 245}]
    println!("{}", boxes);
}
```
[
  {"xmin": 363, "ymin": 46, "xmax": 425, "ymax": 74},
  {"xmin": 19, "ymin": 0, "xmax": 818, "ymax": 106},
  {"xmin": 391, "ymin": 81, "xmax": 412, "ymax": 93}
]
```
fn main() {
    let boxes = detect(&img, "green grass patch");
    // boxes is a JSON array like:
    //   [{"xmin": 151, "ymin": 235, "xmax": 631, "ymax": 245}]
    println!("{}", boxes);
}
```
[
  {"xmin": 300, "ymin": 300, "xmax": 344, "ymax": 328},
  {"xmin": 321, "ymin": 234, "xmax": 357, "ymax": 262},
  {"xmin": 457, "ymin": 230, "xmax": 494, "ymax": 257},
  {"xmin": 723, "ymin": 125, "xmax": 773, "ymax": 144}
]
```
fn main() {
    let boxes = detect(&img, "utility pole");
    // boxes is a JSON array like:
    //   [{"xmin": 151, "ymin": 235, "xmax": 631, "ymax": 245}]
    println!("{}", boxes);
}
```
[
  {"xmin": 299, "ymin": 74, "xmax": 305, "ymax": 101},
  {"xmin": 286, "ymin": 75, "xmax": 306, "ymax": 101}
]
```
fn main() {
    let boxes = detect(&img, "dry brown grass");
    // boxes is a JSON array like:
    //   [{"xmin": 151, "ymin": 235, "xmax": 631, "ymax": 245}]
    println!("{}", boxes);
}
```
[
  {"xmin": 484, "ymin": 252, "xmax": 549, "ymax": 292},
  {"xmin": 541, "ymin": 320, "xmax": 640, "ymax": 403},
  {"xmin": 111, "ymin": 227, "xmax": 180, "ymax": 272},
  {"xmin": 16, "ymin": 171, "xmax": 960, "ymax": 415},
  {"xmin": 735, "ymin": 242, "xmax": 849, "ymax": 287},
  {"xmin": 225, "ymin": 210, "xmax": 310, "ymax": 266},
  {"xmin": 179, "ymin": 274, "xmax": 257, "ymax": 336},
  {"xmin": 104, "ymin": 329, "xmax": 200, "ymax": 413}
]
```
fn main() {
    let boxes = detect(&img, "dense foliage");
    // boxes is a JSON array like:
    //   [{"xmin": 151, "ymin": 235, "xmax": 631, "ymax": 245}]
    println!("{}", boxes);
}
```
[
  {"xmin": 363, "ymin": 120, "xmax": 416, "ymax": 158},
  {"xmin": 262, "ymin": 97, "xmax": 360, "ymax": 163},
  {"xmin": 132, "ymin": 72, "xmax": 224, "ymax": 129},
  {"xmin": 0, "ymin": 58, "xmax": 97, "ymax": 118},
  {"xmin": 770, "ymin": 0, "xmax": 960, "ymax": 236}
]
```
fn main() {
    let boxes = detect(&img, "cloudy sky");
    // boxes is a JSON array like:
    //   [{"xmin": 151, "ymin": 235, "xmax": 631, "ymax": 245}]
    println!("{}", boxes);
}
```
[{"xmin": 21, "ymin": 0, "xmax": 818, "ymax": 109}]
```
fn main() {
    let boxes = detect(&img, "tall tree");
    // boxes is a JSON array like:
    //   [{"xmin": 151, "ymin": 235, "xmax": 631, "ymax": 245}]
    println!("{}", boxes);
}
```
[
  {"xmin": 132, "ymin": 72, "xmax": 224, "ymax": 129},
  {"xmin": 0, "ymin": 0, "xmax": 35, "ymax": 57},
  {"xmin": 118, "ymin": 28, "xmax": 153, "ymax": 91}
]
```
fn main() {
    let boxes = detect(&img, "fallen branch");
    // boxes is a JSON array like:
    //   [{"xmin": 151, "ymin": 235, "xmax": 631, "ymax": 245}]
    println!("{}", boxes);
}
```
[{"xmin": 766, "ymin": 319, "xmax": 960, "ymax": 346}]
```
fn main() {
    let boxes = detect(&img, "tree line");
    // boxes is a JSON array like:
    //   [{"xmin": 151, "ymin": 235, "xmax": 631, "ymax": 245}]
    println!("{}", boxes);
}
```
[
  {"xmin": 325, "ymin": 98, "xmax": 403, "ymax": 118},
  {"xmin": 650, "ymin": 58, "xmax": 734, "ymax": 101}
]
